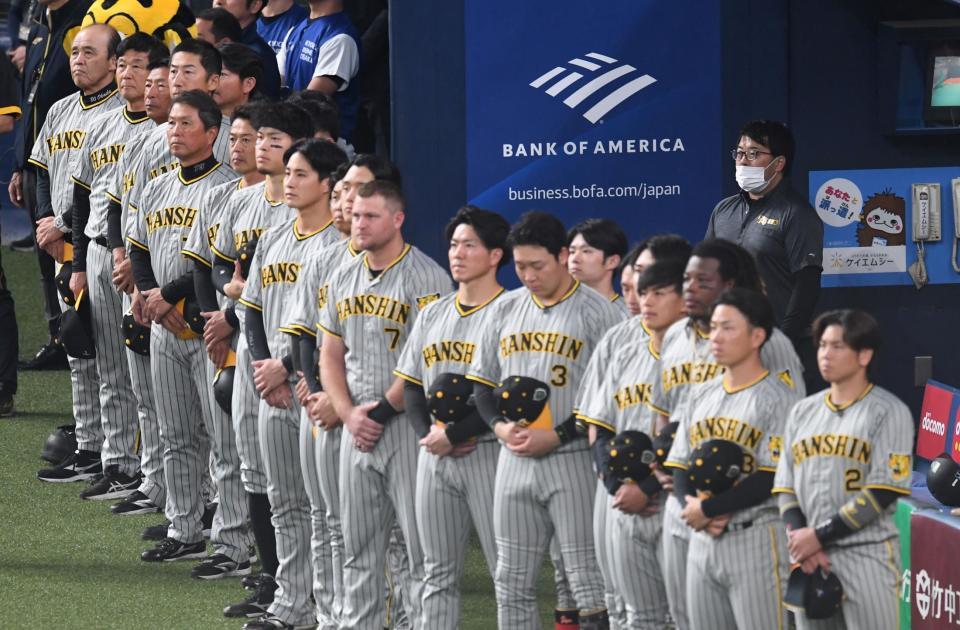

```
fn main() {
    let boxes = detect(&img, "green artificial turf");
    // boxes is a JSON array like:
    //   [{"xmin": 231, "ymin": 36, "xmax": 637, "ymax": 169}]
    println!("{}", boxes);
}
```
[{"xmin": 0, "ymin": 251, "xmax": 558, "ymax": 629}]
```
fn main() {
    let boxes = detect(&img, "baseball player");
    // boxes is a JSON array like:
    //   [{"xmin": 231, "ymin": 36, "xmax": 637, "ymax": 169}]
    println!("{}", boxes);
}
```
[
  {"xmin": 664, "ymin": 288, "xmax": 799, "ymax": 630},
  {"xmin": 239, "ymin": 139, "xmax": 347, "ymax": 630},
  {"xmin": 467, "ymin": 210, "xmax": 625, "ymax": 630},
  {"xmin": 616, "ymin": 244, "xmax": 643, "ymax": 317},
  {"xmin": 773, "ymin": 310, "xmax": 912, "ymax": 629},
  {"xmin": 34, "ymin": 24, "xmax": 124, "ymax": 484},
  {"xmin": 575, "ymin": 260, "xmax": 688, "ymax": 629},
  {"xmin": 653, "ymin": 238, "xmax": 804, "ymax": 629},
  {"xmin": 211, "ymin": 103, "xmax": 314, "ymax": 617},
  {"xmin": 66, "ymin": 33, "xmax": 169, "ymax": 503},
  {"xmin": 392, "ymin": 205, "xmax": 511, "ymax": 630},
  {"xmin": 126, "ymin": 90, "xmax": 246, "ymax": 567},
  {"xmin": 106, "ymin": 59, "xmax": 174, "ymax": 518},
  {"xmin": 318, "ymin": 180, "xmax": 453, "ymax": 630},
  {"xmin": 567, "ymin": 218, "xmax": 629, "ymax": 314}
]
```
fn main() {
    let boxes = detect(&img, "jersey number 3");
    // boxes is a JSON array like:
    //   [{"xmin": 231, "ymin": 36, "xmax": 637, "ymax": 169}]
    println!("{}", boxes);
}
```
[{"xmin": 550, "ymin": 364, "xmax": 568, "ymax": 387}]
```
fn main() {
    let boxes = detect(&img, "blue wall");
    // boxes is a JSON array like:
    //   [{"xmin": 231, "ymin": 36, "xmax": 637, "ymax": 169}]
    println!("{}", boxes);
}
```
[{"xmin": 391, "ymin": 0, "xmax": 960, "ymax": 416}]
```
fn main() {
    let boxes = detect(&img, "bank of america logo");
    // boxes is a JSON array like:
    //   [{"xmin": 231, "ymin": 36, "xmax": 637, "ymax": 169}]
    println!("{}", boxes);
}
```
[{"xmin": 529, "ymin": 52, "xmax": 657, "ymax": 124}]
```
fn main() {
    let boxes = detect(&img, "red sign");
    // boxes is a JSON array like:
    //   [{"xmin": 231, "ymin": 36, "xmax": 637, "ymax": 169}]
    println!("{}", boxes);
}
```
[
  {"xmin": 911, "ymin": 512, "xmax": 960, "ymax": 627},
  {"xmin": 952, "ymin": 405, "xmax": 960, "ymax": 464},
  {"xmin": 918, "ymin": 383, "xmax": 953, "ymax": 462}
]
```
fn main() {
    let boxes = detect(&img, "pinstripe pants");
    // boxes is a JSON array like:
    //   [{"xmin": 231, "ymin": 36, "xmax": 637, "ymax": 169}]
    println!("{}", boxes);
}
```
[
  {"xmin": 122, "ymin": 295, "xmax": 163, "ymax": 505},
  {"xmin": 299, "ymin": 409, "xmax": 336, "ymax": 630},
  {"xmin": 57, "ymin": 266, "xmax": 102, "ymax": 452},
  {"xmin": 315, "ymin": 423, "xmax": 345, "ymax": 625},
  {"xmin": 609, "ymin": 501, "xmax": 669, "ymax": 628},
  {"xmin": 493, "ymin": 445, "xmax": 605, "ymax": 630},
  {"xmin": 151, "ymin": 328, "xmax": 248, "ymax": 560},
  {"xmin": 593, "ymin": 483, "xmax": 627, "ymax": 628},
  {"xmin": 793, "ymin": 540, "xmax": 900, "ymax": 630},
  {"xmin": 339, "ymin": 415, "xmax": 424, "ymax": 630},
  {"xmin": 87, "ymin": 244, "xmax": 139, "ymax": 474},
  {"xmin": 662, "ymin": 494, "xmax": 690, "ymax": 629},
  {"xmin": 415, "ymin": 439, "xmax": 499, "ymax": 630},
  {"xmin": 260, "ymin": 396, "xmax": 314, "ymax": 626},
  {"xmin": 686, "ymin": 518, "xmax": 789, "ymax": 630},
  {"xmin": 233, "ymin": 333, "xmax": 268, "ymax": 493}
]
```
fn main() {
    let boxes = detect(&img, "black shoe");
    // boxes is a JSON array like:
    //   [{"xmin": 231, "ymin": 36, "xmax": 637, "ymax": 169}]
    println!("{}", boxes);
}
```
[
  {"xmin": 242, "ymin": 616, "xmax": 312, "ymax": 630},
  {"xmin": 111, "ymin": 490, "xmax": 161, "ymax": 515},
  {"xmin": 0, "ymin": 396, "xmax": 13, "ymax": 417},
  {"xmin": 191, "ymin": 553, "xmax": 252, "ymax": 580},
  {"xmin": 241, "ymin": 573, "xmax": 265, "ymax": 590},
  {"xmin": 225, "ymin": 574, "xmax": 277, "ymax": 618},
  {"xmin": 37, "ymin": 449, "xmax": 101, "ymax": 482},
  {"xmin": 79, "ymin": 466, "xmax": 140, "ymax": 501},
  {"xmin": 141, "ymin": 537, "xmax": 206, "ymax": 562},
  {"xmin": 142, "ymin": 520, "xmax": 170, "ymax": 541},
  {"xmin": 19, "ymin": 343, "xmax": 68, "ymax": 371},
  {"xmin": 9, "ymin": 234, "xmax": 34, "ymax": 252},
  {"xmin": 202, "ymin": 502, "xmax": 217, "ymax": 539}
]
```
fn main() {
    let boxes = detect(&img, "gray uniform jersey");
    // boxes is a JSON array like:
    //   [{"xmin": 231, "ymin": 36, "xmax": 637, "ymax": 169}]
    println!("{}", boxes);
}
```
[
  {"xmin": 610, "ymin": 294, "xmax": 630, "ymax": 317},
  {"xmin": 106, "ymin": 125, "xmax": 152, "ymax": 228},
  {"xmin": 127, "ymin": 162, "xmax": 236, "ymax": 285},
  {"xmin": 125, "ymin": 117, "xmax": 234, "ymax": 214},
  {"xmin": 317, "ymin": 244, "xmax": 453, "ymax": 402},
  {"xmin": 653, "ymin": 317, "xmax": 806, "ymax": 419},
  {"xmin": 665, "ymin": 373, "xmax": 800, "ymax": 525},
  {"xmin": 773, "ymin": 384, "xmax": 913, "ymax": 545},
  {"xmin": 27, "ymin": 88, "xmax": 124, "ymax": 220},
  {"xmin": 70, "ymin": 106, "xmax": 154, "ymax": 239},
  {"xmin": 182, "ymin": 177, "xmax": 243, "ymax": 266},
  {"xmin": 240, "ymin": 218, "xmax": 341, "ymax": 357},
  {"xmin": 575, "ymin": 317, "xmax": 658, "ymax": 434},
  {"xmin": 212, "ymin": 181, "xmax": 292, "ymax": 265},
  {"xmin": 394, "ymin": 288, "xmax": 509, "ymax": 418},
  {"xmin": 467, "ymin": 282, "xmax": 626, "ymax": 444},
  {"xmin": 285, "ymin": 239, "xmax": 358, "ymax": 338}
]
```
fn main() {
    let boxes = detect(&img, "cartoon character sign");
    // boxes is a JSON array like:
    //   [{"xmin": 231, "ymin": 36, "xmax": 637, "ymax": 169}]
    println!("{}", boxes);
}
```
[
  {"xmin": 65, "ymin": 0, "xmax": 196, "ymax": 54},
  {"xmin": 856, "ymin": 189, "xmax": 906, "ymax": 247}
]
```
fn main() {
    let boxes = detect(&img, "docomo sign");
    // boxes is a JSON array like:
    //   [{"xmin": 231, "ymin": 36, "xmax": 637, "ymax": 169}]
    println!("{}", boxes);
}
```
[
  {"xmin": 953, "ymin": 404, "xmax": 960, "ymax": 463},
  {"xmin": 917, "ymin": 382, "xmax": 954, "ymax": 461}
]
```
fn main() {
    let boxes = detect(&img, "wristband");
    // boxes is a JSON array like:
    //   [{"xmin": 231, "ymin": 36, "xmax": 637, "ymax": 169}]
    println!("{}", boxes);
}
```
[
  {"xmin": 368, "ymin": 398, "xmax": 400, "ymax": 425},
  {"xmin": 280, "ymin": 354, "xmax": 294, "ymax": 374}
]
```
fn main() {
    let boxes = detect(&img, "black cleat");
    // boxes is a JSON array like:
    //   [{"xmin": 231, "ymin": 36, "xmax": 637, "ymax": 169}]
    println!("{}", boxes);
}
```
[
  {"xmin": 111, "ymin": 490, "xmax": 161, "ymax": 515},
  {"xmin": 9, "ymin": 234, "xmax": 35, "ymax": 252},
  {"xmin": 19, "ymin": 343, "xmax": 68, "ymax": 370},
  {"xmin": 141, "ymin": 537, "xmax": 206, "ymax": 562},
  {"xmin": 224, "ymin": 574, "xmax": 277, "ymax": 618},
  {"xmin": 80, "ymin": 466, "xmax": 140, "ymax": 501},
  {"xmin": 141, "ymin": 520, "xmax": 170, "ymax": 541},
  {"xmin": 37, "ymin": 449, "xmax": 101, "ymax": 482},
  {"xmin": 191, "ymin": 553, "xmax": 252, "ymax": 580}
]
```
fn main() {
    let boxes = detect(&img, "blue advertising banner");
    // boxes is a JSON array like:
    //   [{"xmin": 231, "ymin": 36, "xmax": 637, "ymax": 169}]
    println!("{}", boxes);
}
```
[
  {"xmin": 464, "ymin": 0, "xmax": 722, "ymax": 242},
  {"xmin": 809, "ymin": 167, "xmax": 960, "ymax": 288}
]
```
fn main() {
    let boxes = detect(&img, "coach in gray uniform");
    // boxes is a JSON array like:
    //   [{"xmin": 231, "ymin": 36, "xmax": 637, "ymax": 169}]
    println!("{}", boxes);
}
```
[
  {"xmin": 468, "ymin": 211, "xmax": 625, "ymax": 630},
  {"xmin": 34, "ymin": 24, "xmax": 124, "ymax": 484},
  {"xmin": 127, "ymin": 91, "xmax": 246, "ymax": 565},
  {"xmin": 706, "ymin": 121, "xmax": 823, "ymax": 376},
  {"xmin": 68, "ymin": 33, "xmax": 169, "ymax": 502},
  {"xmin": 394, "ymin": 206, "xmax": 511, "ymax": 630},
  {"xmin": 319, "ymin": 180, "xmax": 452, "ymax": 630}
]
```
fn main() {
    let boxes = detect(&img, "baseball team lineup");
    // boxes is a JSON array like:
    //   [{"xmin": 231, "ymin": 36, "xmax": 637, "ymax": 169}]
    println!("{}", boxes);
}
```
[{"xmin": 25, "ymin": 20, "xmax": 915, "ymax": 630}]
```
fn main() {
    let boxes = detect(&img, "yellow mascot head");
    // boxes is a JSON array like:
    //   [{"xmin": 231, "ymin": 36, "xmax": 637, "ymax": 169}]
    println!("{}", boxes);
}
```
[{"xmin": 66, "ymin": 0, "xmax": 197, "ymax": 54}]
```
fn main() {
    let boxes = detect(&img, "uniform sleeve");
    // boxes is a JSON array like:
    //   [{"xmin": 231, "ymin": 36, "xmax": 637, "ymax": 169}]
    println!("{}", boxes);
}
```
[
  {"xmin": 466, "ymin": 300, "xmax": 506, "ymax": 388},
  {"xmin": 276, "ymin": 31, "xmax": 289, "ymax": 80},
  {"xmin": 212, "ymin": 204, "xmax": 238, "ymax": 263},
  {"xmin": 754, "ymin": 385, "xmax": 795, "ymax": 473},
  {"xmin": 573, "ymin": 333, "xmax": 614, "ymax": 431},
  {"xmin": 70, "ymin": 133, "xmax": 95, "ymax": 188},
  {"xmin": 408, "ymin": 263, "xmax": 453, "ymax": 329},
  {"xmin": 784, "ymin": 201, "xmax": 824, "ymax": 272},
  {"xmin": 575, "ymin": 364, "xmax": 617, "ymax": 434},
  {"xmin": 238, "ymin": 234, "xmax": 267, "ymax": 313},
  {"xmin": 285, "ymin": 254, "xmax": 319, "ymax": 335},
  {"xmin": 0, "ymin": 55, "xmax": 21, "ymax": 119},
  {"xmin": 27, "ymin": 109, "xmax": 53, "ymax": 170},
  {"xmin": 763, "ymin": 329, "xmax": 807, "ymax": 398},
  {"xmin": 393, "ymin": 308, "xmax": 427, "ymax": 386},
  {"xmin": 772, "ymin": 406, "xmax": 799, "ymax": 495},
  {"xmin": 316, "ymin": 265, "xmax": 344, "ymax": 338},
  {"xmin": 312, "ymin": 34, "xmax": 360, "ymax": 87},
  {"xmin": 863, "ymin": 400, "xmax": 914, "ymax": 494},
  {"xmin": 663, "ymin": 413, "xmax": 691, "ymax": 470},
  {"xmin": 125, "ymin": 180, "xmax": 151, "ymax": 251},
  {"xmin": 182, "ymin": 188, "xmax": 217, "ymax": 267}
]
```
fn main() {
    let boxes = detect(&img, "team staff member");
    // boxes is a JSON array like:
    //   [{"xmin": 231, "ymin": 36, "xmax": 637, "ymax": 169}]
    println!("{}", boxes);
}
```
[
  {"xmin": 652, "ymin": 239, "xmax": 804, "ymax": 629},
  {"xmin": 240, "ymin": 139, "xmax": 346, "ymax": 630},
  {"xmin": 774, "ymin": 310, "xmax": 912, "ymax": 629},
  {"xmin": 34, "ymin": 24, "xmax": 125, "ymax": 484},
  {"xmin": 705, "ymin": 121, "xmax": 823, "ymax": 374},
  {"xmin": 393, "ymin": 206, "xmax": 511, "ymax": 630},
  {"xmin": 0, "ymin": 53, "xmax": 22, "ymax": 415},
  {"xmin": 319, "ymin": 181, "xmax": 452, "ymax": 630},
  {"xmin": 567, "ymin": 218, "xmax": 628, "ymax": 312},
  {"xmin": 576, "ymin": 261, "xmax": 687, "ymax": 629},
  {"xmin": 68, "ymin": 33, "xmax": 168, "ymax": 502},
  {"xmin": 127, "ymin": 91, "xmax": 245, "ymax": 565},
  {"xmin": 665, "ymin": 289, "xmax": 798, "ymax": 630},
  {"xmin": 468, "ymin": 211, "xmax": 625, "ymax": 630}
]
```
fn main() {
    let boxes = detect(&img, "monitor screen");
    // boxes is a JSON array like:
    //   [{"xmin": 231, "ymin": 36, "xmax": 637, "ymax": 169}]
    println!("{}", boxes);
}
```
[{"xmin": 930, "ymin": 56, "xmax": 960, "ymax": 107}]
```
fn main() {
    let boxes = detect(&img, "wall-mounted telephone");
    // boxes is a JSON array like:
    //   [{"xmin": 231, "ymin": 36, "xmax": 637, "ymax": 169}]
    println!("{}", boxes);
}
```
[
  {"xmin": 909, "ymin": 183, "xmax": 941, "ymax": 289},
  {"xmin": 952, "ymin": 178, "xmax": 960, "ymax": 273}
]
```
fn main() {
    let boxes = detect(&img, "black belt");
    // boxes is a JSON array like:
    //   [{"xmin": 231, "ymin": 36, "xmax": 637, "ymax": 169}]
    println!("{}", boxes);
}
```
[
  {"xmin": 726, "ymin": 520, "xmax": 754, "ymax": 532},
  {"xmin": 93, "ymin": 237, "xmax": 109, "ymax": 248}
]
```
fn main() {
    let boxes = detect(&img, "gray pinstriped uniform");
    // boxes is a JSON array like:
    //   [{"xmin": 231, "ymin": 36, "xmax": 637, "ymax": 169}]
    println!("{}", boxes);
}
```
[
  {"xmin": 393, "ymin": 289, "xmax": 507, "ymax": 630},
  {"xmin": 773, "ymin": 385, "xmax": 913, "ymax": 630},
  {"xmin": 126, "ymin": 162, "xmax": 250, "ymax": 561},
  {"xmin": 27, "ymin": 88, "xmax": 123, "ymax": 457},
  {"xmin": 467, "ymin": 281, "xmax": 625, "ymax": 630},
  {"xmin": 212, "ymin": 182, "xmax": 294, "ymax": 494},
  {"xmin": 652, "ymin": 317, "xmax": 805, "ymax": 630},
  {"xmin": 69, "ymin": 106, "xmax": 153, "ymax": 477},
  {"xmin": 107, "ymin": 127, "xmax": 164, "ymax": 505},
  {"xmin": 285, "ymin": 237, "xmax": 357, "ymax": 629},
  {"xmin": 241, "ymin": 218, "xmax": 341, "ymax": 627},
  {"xmin": 664, "ymin": 374, "xmax": 798, "ymax": 630},
  {"xmin": 576, "ymin": 317, "xmax": 668, "ymax": 629},
  {"xmin": 318, "ymin": 245, "xmax": 452, "ymax": 630}
]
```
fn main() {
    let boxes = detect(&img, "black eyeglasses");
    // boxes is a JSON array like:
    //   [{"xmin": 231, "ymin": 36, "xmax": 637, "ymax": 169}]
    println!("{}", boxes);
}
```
[{"xmin": 730, "ymin": 148, "xmax": 772, "ymax": 161}]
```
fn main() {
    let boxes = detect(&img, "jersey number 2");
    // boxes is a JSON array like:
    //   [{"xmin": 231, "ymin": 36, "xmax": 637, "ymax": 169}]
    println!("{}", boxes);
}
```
[{"xmin": 844, "ymin": 468, "xmax": 862, "ymax": 492}]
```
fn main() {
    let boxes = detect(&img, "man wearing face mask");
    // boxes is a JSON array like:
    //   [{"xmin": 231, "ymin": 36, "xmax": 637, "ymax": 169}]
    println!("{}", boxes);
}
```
[{"xmin": 705, "ymin": 120, "xmax": 823, "ymax": 385}]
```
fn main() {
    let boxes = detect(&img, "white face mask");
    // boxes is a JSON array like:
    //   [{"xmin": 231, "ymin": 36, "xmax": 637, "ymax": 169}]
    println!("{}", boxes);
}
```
[{"xmin": 735, "ymin": 158, "xmax": 779, "ymax": 193}]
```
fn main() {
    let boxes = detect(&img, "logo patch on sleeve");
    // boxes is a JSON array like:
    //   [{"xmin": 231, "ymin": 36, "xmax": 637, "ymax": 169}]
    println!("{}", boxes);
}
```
[
  {"xmin": 417, "ymin": 293, "xmax": 440, "ymax": 310},
  {"xmin": 888, "ymin": 453, "xmax": 911, "ymax": 482}
]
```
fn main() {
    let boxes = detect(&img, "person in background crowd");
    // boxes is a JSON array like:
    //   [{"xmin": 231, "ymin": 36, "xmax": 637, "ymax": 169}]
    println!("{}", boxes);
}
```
[
  {"xmin": 256, "ymin": 0, "xmax": 307, "ymax": 55},
  {"xmin": 212, "ymin": 0, "xmax": 281, "ymax": 98}
]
